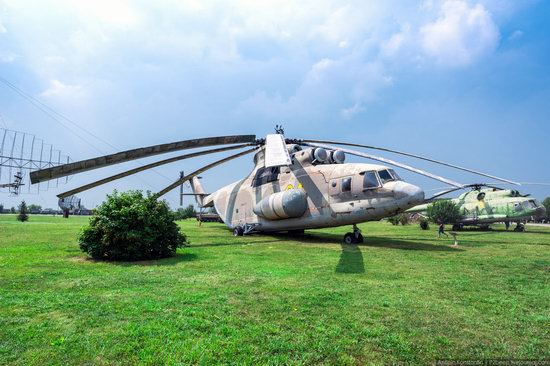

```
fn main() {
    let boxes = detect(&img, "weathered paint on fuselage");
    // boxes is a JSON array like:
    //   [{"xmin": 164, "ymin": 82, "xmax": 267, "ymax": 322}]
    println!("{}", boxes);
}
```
[
  {"xmin": 409, "ymin": 188, "xmax": 546, "ymax": 225},
  {"xmin": 203, "ymin": 147, "xmax": 425, "ymax": 232}
]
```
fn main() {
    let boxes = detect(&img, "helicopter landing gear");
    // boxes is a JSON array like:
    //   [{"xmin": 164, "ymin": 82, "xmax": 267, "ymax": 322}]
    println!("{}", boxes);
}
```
[
  {"xmin": 233, "ymin": 226, "xmax": 244, "ymax": 236},
  {"xmin": 343, "ymin": 224, "xmax": 363, "ymax": 244},
  {"xmin": 514, "ymin": 223, "xmax": 525, "ymax": 232}
]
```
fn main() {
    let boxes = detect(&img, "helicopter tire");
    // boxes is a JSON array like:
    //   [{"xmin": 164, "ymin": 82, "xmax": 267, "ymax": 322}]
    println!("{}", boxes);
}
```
[
  {"xmin": 343, "ymin": 233, "xmax": 355, "ymax": 244},
  {"xmin": 452, "ymin": 224, "xmax": 462, "ymax": 231},
  {"xmin": 420, "ymin": 221, "xmax": 429, "ymax": 230},
  {"xmin": 233, "ymin": 226, "xmax": 244, "ymax": 236}
]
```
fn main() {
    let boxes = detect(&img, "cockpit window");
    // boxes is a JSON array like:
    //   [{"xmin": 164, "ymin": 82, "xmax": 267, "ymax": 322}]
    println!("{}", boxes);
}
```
[
  {"xmin": 523, "ymin": 200, "xmax": 537, "ymax": 209},
  {"xmin": 378, "ymin": 169, "xmax": 394, "ymax": 183},
  {"xmin": 363, "ymin": 171, "xmax": 380, "ymax": 189},
  {"xmin": 341, "ymin": 177, "xmax": 352, "ymax": 192},
  {"xmin": 388, "ymin": 169, "xmax": 402, "ymax": 181},
  {"xmin": 252, "ymin": 166, "xmax": 280, "ymax": 187}
]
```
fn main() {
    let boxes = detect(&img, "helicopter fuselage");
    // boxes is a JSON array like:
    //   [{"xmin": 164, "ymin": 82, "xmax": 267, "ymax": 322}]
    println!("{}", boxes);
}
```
[{"xmin": 201, "ymin": 147, "xmax": 425, "ymax": 233}]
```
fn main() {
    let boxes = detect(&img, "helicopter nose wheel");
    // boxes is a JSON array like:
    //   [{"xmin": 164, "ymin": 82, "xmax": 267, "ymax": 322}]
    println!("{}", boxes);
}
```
[{"xmin": 343, "ymin": 224, "xmax": 364, "ymax": 244}]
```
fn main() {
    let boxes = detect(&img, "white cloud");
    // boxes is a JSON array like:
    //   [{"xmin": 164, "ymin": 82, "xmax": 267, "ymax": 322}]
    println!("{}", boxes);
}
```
[
  {"xmin": 420, "ymin": 1, "xmax": 500, "ymax": 67},
  {"xmin": 0, "ymin": 20, "xmax": 6, "ymax": 33},
  {"xmin": 41, "ymin": 79, "xmax": 82, "ymax": 97},
  {"xmin": 380, "ymin": 24, "xmax": 411, "ymax": 58},
  {"xmin": 340, "ymin": 103, "xmax": 366, "ymax": 119}
]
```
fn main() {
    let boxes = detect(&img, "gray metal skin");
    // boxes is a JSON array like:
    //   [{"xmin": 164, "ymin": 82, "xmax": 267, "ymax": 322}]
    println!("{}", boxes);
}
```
[{"xmin": 195, "ymin": 146, "xmax": 425, "ymax": 233}]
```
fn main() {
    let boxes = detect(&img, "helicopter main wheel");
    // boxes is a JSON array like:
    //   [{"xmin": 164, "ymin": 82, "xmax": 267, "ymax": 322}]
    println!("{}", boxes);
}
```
[
  {"xmin": 343, "ymin": 233, "xmax": 355, "ymax": 244},
  {"xmin": 343, "ymin": 232, "xmax": 364, "ymax": 244},
  {"xmin": 233, "ymin": 226, "xmax": 244, "ymax": 236}
]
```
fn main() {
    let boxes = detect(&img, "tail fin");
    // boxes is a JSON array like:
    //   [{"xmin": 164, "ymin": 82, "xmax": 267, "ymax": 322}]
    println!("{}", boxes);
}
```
[{"xmin": 190, "ymin": 176, "xmax": 206, "ymax": 207}]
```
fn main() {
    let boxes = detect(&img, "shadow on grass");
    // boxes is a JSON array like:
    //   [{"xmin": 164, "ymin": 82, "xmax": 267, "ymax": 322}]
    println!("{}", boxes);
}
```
[
  {"xmin": 336, "ymin": 243, "xmax": 365, "ymax": 274},
  {"xmin": 74, "ymin": 252, "xmax": 198, "ymax": 266},
  {"xmin": 192, "ymin": 231, "xmax": 464, "ymax": 252},
  {"xmin": 295, "ymin": 232, "xmax": 464, "ymax": 252},
  {"xmin": 114, "ymin": 252, "xmax": 198, "ymax": 266}
]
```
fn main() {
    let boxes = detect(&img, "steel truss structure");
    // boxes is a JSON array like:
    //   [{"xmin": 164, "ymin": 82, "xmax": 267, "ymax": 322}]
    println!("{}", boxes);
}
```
[{"xmin": 0, "ymin": 128, "xmax": 72, "ymax": 195}]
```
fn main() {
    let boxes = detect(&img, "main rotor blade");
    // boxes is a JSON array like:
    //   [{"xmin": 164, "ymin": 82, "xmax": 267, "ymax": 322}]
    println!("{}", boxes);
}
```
[
  {"xmin": 429, "ymin": 187, "xmax": 466, "ymax": 200},
  {"xmin": 154, "ymin": 147, "xmax": 258, "ymax": 198},
  {"xmin": 303, "ymin": 142, "xmax": 463, "ymax": 188},
  {"xmin": 302, "ymin": 139, "xmax": 520, "ymax": 186},
  {"xmin": 56, "ymin": 144, "xmax": 253, "ymax": 198},
  {"xmin": 265, "ymin": 134, "xmax": 292, "ymax": 167},
  {"xmin": 31, "ymin": 135, "xmax": 256, "ymax": 184}
]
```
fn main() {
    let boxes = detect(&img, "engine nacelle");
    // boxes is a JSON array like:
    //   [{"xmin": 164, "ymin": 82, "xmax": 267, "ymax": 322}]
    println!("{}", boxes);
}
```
[
  {"xmin": 253, "ymin": 190, "xmax": 308, "ymax": 220},
  {"xmin": 329, "ymin": 150, "xmax": 345, "ymax": 164}
]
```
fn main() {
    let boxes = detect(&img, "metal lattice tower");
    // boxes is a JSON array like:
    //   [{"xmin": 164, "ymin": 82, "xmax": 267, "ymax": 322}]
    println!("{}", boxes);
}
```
[{"xmin": 0, "ymin": 128, "xmax": 72, "ymax": 195}]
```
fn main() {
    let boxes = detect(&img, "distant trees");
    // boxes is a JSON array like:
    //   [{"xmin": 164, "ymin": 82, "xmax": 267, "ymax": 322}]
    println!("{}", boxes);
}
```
[
  {"xmin": 10, "ymin": 207, "xmax": 15, "ymax": 214},
  {"xmin": 28, "ymin": 204, "xmax": 42, "ymax": 213},
  {"xmin": 174, "ymin": 204, "xmax": 197, "ymax": 220},
  {"xmin": 543, "ymin": 197, "xmax": 550, "ymax": 220},
  {"xmin": 17, "ymin": 201, "xmax": 29, "ymax": 222},
  {"xmin": 0, "ymin": 204, "xmax": 3, "ymax": 213},
  {"xmin": 427, "ymin": 200, "xmax": 462, "ymax": 224},
  {"xmin": 79, "ymin": 190, "xmax": 187, "ymax": 261}
]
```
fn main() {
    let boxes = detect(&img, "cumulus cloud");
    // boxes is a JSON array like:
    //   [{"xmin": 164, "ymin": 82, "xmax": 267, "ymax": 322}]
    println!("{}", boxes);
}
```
[
  {"xmin": 420, "ymin": 1, "xmax": 500, "ymax": 67},
  {"xmin": 0, "ymin": 0, "xmax": 507, "ymax": 135}
]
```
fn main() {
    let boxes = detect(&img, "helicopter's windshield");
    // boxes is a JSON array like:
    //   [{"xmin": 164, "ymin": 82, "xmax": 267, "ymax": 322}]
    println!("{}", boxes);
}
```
[
  {"xmin": 388, "ymin": 169, "xmax": 402, "ymax": 181},
  {"xmin": 523, "ymin": 200, "xmax": 538, "ymax": 209},
  {"xmin": 378, "ymin": 169, "xmax": 394, "ymax": 183}
]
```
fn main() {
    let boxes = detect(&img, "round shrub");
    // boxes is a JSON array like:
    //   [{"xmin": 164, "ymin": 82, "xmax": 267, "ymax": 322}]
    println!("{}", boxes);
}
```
[
  {"xmin": 427, "ymin": 200, "xmax": 462, "ymax": 225},
  {"xmin": 79, "ymin": 190, "xmax": 187, "ymax": 261}
]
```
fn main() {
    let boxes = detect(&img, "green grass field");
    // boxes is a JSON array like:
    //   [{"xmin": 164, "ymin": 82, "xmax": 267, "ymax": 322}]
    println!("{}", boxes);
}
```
[{"xmin": 0, "ymin": 215, "xmax": 548, "ymax": 365}]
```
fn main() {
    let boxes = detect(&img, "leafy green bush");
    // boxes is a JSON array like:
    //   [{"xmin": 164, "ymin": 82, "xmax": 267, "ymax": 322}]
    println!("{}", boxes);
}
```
[
  {"xmin": 79, "ymin": 190, "xmax": 187, "ymax": 261},
  {"xmin": 427, "ymin": 200, "xmax": 462, "ymax": 224},
  {"xmin": 387, "ymin": 214, "xmax": 410, "ymax": 226},
  {"xmin": 543, "ymin": 197, "xmax": 550, "ymax": 220},
  {"xmin": 419, "ymin": 218, "xmax": 430, "ymax": 230},
  {"xmin": 17, "ymin": 201, "xmax": 29, "ymax": 222},
  {"xmin": 387, "ymin": 215, "xmax": 401, "ymax": 225}
]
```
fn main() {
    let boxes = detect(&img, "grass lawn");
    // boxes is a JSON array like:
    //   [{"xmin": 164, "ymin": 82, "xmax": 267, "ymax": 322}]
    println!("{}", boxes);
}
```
[{"xmin": 0, "ymin": 214, "xmax": 549, "ymax": 365}]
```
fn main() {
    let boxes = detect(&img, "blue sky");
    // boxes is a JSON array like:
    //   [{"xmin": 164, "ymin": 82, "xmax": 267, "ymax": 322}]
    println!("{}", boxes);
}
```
[{"xmin": 0, "ymin": 0, "xmax": 549, "ymax": 209}]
